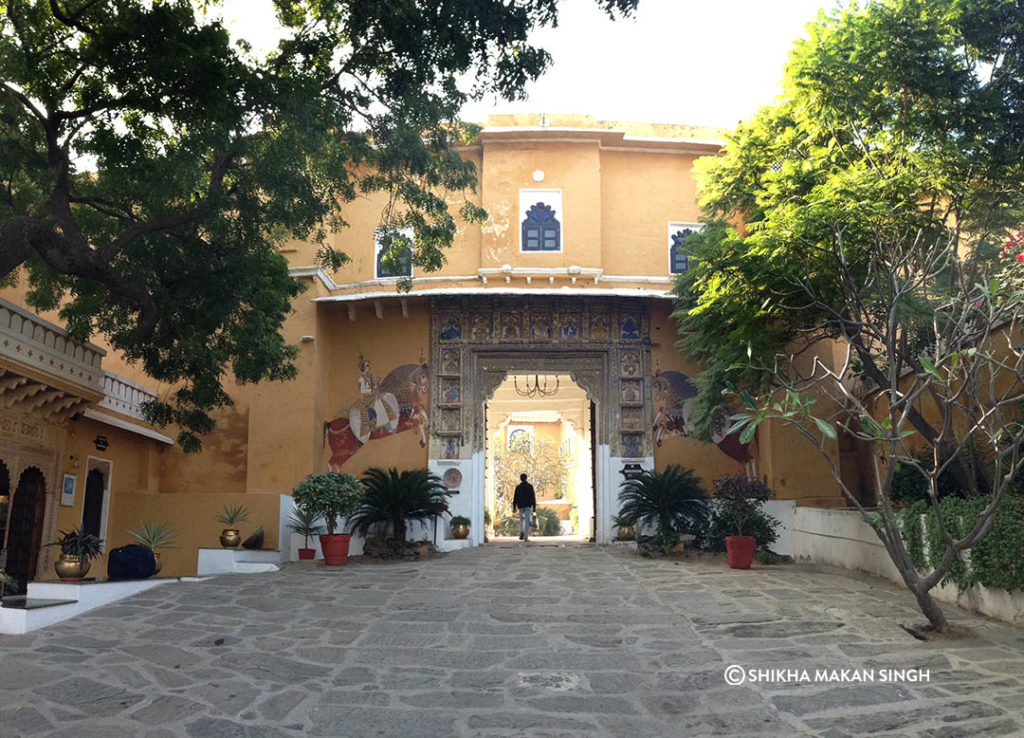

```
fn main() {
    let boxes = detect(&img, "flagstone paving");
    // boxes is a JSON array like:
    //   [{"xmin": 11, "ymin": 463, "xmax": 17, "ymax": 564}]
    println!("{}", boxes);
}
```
[{"xmin": 2, "ymin": 543, "xmax": 1023, "ymax": 737}]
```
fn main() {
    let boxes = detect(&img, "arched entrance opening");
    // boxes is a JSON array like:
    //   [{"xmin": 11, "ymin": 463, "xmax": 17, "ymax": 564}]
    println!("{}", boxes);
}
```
[
  {"xmin": 0, "ymin": 460, "xmax": 10, "ymax": 595},
  {"xmin": 6, "ymin": 467, "xmax": 47, "ymax": 591},
  {"xmin": 484, "ymin": 374, "xmax": 594, "ymax": 541},
  {"xmin": 81, "ymin": 468, "xmax": 105, "ymax": 539}
]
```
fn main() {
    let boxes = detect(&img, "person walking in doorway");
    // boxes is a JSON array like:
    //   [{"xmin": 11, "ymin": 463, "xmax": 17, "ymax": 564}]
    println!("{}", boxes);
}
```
[{"xmin": 512, "ymin": 473, "xmax": 537, "ymax": 541}]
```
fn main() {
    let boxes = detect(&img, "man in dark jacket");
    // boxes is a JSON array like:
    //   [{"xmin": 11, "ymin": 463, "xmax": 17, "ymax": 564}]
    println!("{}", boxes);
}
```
[{"xmin": 512, "ymin": 473, "xmax": 537, "ymax": 541}]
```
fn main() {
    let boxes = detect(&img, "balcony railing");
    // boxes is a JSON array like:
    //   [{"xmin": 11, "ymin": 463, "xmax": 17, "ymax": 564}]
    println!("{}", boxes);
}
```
[{"xmin": 0, "ymin": 298, "xmax": 105, "ymax": 399}]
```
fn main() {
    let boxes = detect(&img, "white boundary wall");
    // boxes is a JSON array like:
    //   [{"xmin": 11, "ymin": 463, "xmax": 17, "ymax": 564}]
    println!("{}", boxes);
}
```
[{"xmin": 792, "ymin": 507, "xmax": 1024, "ymax": 626}]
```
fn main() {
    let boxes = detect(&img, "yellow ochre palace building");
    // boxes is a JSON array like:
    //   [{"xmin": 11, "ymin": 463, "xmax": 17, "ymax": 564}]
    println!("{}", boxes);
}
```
[{"xmin": 0, "ymin": 116, "xmax": 854, "ymax": 584}]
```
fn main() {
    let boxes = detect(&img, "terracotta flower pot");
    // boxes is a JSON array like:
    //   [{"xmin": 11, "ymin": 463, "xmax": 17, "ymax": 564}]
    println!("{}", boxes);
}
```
[
  {"xmin": 320, "ymin": 533, "xmax": 351, "ymax": 566},
  {"xmin": 298, "ymin": 548, "xmax": 316, "ymax": 560},
  {"xmin": 726, "ymin": 536, "xmax": 756, "ymax": 569}
]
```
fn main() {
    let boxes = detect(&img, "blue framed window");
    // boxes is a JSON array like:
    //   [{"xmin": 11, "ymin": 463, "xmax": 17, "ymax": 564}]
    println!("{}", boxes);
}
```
[
  {"xmin": 670, "ymin": 228, "xmax": 694, "ymax": 274},
  {"xmin": 522, "ymin": 202, "xmax": 561, "ymax": 252},
  {"xmin": 375, "ymin": 228, "xmax": 413, "ymax": 279}
]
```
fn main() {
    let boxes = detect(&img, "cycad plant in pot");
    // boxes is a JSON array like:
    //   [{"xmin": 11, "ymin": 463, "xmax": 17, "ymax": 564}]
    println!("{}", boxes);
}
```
[
  {"xmin": 617, "ymin": 465, "xmax": 709, "ymax": 553},
  {"xmin": 288, "ymin": 506, "xmax": 324, "ymax": 560},
  {"xmin": 711, "ymin": 476, "xmax": 779, "ymax": 569},
  {"xmin": 128, "ymin": 520, "xmax": 177, "ymax": 574},
  {"xmin": 293, "ymin": 472, "xmax": 364, "ymax": 565},
  {"xmin": 349, "ymin": 468, "xmax": 452, "ymax": 552},
  {"xmin": 47, "ymin": 528, "xmax": 104, "ymax": 580}
]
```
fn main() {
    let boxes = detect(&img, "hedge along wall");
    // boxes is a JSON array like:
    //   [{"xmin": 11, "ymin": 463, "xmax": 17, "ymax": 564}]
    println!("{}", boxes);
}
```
[{"xmin": 898, "ymin": 495, "xmax": 1024, "ymax": 593}]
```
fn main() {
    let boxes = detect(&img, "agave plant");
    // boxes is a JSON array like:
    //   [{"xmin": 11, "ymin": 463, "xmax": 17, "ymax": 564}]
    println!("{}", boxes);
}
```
[
  {"xmin": 349, "ymin": 468, "xmax": 451, "ymax": 543},
  {"xmin": 617, "ymin": 465, "xmax": 709, "ymax": 550},
  {"xmin": 215, "ymin": 504, "xmax": 249, "ymax": 527},
  {"xmin": 128, "ymin": 520, "xmax": 177, "ymax": 550},
  {"xmin": 47, "ymin": 528, "xmax": 104, "ymax": 564}
]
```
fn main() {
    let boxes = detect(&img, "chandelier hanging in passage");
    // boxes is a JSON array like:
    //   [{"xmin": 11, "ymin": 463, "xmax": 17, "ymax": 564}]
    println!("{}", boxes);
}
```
[{"xmin": 514, "ymin": 374, "xmax": 560, "ymax": 398}]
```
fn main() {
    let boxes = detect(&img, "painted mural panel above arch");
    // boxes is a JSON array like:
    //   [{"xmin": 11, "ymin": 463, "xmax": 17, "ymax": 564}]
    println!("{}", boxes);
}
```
[{"xmin": 429, "ymin": 295, "xmax": 654, "ymax": 460}]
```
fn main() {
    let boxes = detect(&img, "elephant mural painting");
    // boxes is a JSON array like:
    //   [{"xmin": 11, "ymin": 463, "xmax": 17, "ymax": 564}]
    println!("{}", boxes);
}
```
[
  {"xmin": 325, "ymin": 359, "xmax": 430, "ymax": 471},
  {"xmin": 652, "ymin": 369, "xmax": 753, "ymax": 464}
]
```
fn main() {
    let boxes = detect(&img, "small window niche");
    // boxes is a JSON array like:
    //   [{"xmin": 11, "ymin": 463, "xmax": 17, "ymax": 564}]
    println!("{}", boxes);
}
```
[
  {"xmin": 668, "ymin": 222, "xmax": 703, "ymax": 274},
  {"xmin": 375, "ymin": 226, "xmax": 414, "ymax": 279},
  {"xmin": 520, "ymin": 189, "xmax": 563, "ymax": 252}
]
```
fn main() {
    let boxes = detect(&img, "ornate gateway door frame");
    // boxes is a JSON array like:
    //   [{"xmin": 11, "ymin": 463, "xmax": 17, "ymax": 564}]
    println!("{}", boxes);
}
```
[
  {"xmin": 470, "ymin": 351, "xmax": 610, "ymax": 452},
  {"xmin": 428, "ymin": 295, "xmax": 654, "ymax": 545}
]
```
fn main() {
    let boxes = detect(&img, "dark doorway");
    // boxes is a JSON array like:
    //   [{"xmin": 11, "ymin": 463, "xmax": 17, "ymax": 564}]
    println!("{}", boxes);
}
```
[
  {"xmin": 0, "ymin": 460, "xmax": 10, "ymax": 594},
  {"xmin": 7, "ymin": 467, "xmax": 47, "ymax": 591},
  {"xmin": 82, "ymin": 469, "xmax": 105, "ymax": 539}
]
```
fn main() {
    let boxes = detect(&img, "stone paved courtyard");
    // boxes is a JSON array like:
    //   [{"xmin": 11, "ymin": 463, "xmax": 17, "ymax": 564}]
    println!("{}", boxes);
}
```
[{"xmin": 2, "ymin": 543, "xmax": 1023, "ymax": 737}]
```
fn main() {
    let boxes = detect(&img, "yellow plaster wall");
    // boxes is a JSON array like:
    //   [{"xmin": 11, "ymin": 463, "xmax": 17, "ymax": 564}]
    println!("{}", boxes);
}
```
[
  {"xmin": 157, "ymin": 389, "xmax": 250, "ymax": 495},
  {"xmin": 649, "ymin": 301, "xmax": 746, "ymax": 490},
  {"xmin": 601, "ymin": 150, "xmax": 703, "ymax": 278},
  {"xmin": 105, "ymin": 491, "xmax": 281, "ymax": 578},
  {"xmin": 479, "ymin": 141, "xmax": 602, "ymax": 269},
  {"xmin": 317, "ymin": 298, "xmax": 431, "ymax": 476},
  {"xmin": 48, "ymin": 417, "xmax": 167, "ymax": 578}
]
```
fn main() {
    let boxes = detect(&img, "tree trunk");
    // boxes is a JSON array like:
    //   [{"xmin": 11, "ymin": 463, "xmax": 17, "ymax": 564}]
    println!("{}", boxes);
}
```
[{"xmin": 910, "ymin": 584, "xmax": 950, "ymax": 632}]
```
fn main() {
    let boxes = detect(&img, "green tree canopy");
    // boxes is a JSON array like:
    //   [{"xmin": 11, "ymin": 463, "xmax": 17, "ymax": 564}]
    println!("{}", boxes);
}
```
[
  {"xmin": 0, "ymin": 0, "xmax": 636, "ymax": 449},
  {"xmin": 674, "ymin": 0, "xmax": 1024, "ymax": 633},
  {"xmin": 674, "ymin": 0, "xmax": 1024, "ymax": 440}
]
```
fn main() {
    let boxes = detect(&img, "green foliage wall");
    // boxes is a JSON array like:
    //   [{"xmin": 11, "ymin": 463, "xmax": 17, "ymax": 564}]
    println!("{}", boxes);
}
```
[{"xmin": 899, "ymin": 496, "xmax": 1024, "ymax": 593}]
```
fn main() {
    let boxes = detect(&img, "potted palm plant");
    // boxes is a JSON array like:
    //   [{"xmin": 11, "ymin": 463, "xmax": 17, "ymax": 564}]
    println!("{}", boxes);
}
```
[
  {"xmin": 216, "ymin": 504, "xmax": 249, "ymax": 548},
  {"xmin": 288, "ymin": 506, "xmax": 324, "ymax": 560},
  {"xmin": 617, "ymin": 465, "xmax": 709, "ymax": 553},
  {"xmin": 349, "ymin": 468, "xmax": 452, "ymax": 554},
  {"xmin": 293, "ymin": 472, "xmax": 364, "ymax": 565},
  {"xmin": 711, "ymin": 476, "xmax": 779, "ymax": 569},
  {"xmin": 128, "ymin": 520, "xmax": 177, "ymax": 574},
  {"xmin": 47, "ymin": 528, "xmax": 104, "ymax": 580}
]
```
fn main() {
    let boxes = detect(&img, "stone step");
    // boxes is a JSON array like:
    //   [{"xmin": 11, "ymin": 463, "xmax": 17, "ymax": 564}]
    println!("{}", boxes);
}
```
[{"xmin": 0, "ymin": 596, "xmax": 79, "ymax": 610}]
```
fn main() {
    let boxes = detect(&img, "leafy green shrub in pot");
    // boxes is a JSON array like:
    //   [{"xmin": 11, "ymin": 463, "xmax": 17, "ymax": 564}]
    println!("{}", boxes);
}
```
[
  {"xmin": 707, "ymin": 476, "xmax": 780, "ymax": 568},
  {"xmin": 292, "ymin": 472, "xmax": 364, "ymax": 535}
]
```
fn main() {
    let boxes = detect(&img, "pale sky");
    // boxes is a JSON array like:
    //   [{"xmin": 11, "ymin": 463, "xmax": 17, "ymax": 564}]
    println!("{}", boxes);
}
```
[{"xmin": 220, "ymin": 0, "xmax": 840, "ymax": 130}]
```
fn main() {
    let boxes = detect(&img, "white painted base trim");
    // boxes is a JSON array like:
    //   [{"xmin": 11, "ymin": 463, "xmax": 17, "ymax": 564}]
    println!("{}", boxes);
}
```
[
  {"xmin": 793, "ymin": 507, "xmax": 1024, "ymax": 626},
  {"xmin": 196, "ymin": 548, "xmax": 283, "ymax": 576},
  {"xmin": 0, "ymin": 578, "xmax": 172, "ymax": 635}
]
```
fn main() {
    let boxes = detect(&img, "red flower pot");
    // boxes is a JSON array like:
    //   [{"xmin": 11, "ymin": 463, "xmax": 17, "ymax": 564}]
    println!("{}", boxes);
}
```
[
  {"xmin": 319, "ymin": 533, "xmax": 351, "ymax": 566},
  {"xmin": 298, "ymin": 548, "xmax": 316, "ymax": 560},
  {"xmin": 726, "ymin": 536, "xmax": 756, "ymax": 569}
]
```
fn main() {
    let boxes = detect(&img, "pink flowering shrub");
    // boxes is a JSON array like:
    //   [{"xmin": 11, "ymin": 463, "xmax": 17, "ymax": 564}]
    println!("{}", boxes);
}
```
[{"xmin": 999, "ymin": 229, "xmax": 1024, "ymax": 265}]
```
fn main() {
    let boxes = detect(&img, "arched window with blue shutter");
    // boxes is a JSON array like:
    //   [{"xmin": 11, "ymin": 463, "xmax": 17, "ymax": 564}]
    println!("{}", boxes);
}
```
[
  {"xmin": 522, "ymin": 202, "xmax": 561, "ymax": 252},
  {"xmin": 670, "ymin": 228, "xmax": 694, "ymax": 274}
]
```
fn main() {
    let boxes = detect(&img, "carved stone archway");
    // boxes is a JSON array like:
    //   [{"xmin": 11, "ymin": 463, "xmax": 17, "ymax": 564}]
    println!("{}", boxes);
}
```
[{"xmin": 428, "ymin": 295, "xmax": 655, "ymax": 544}]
